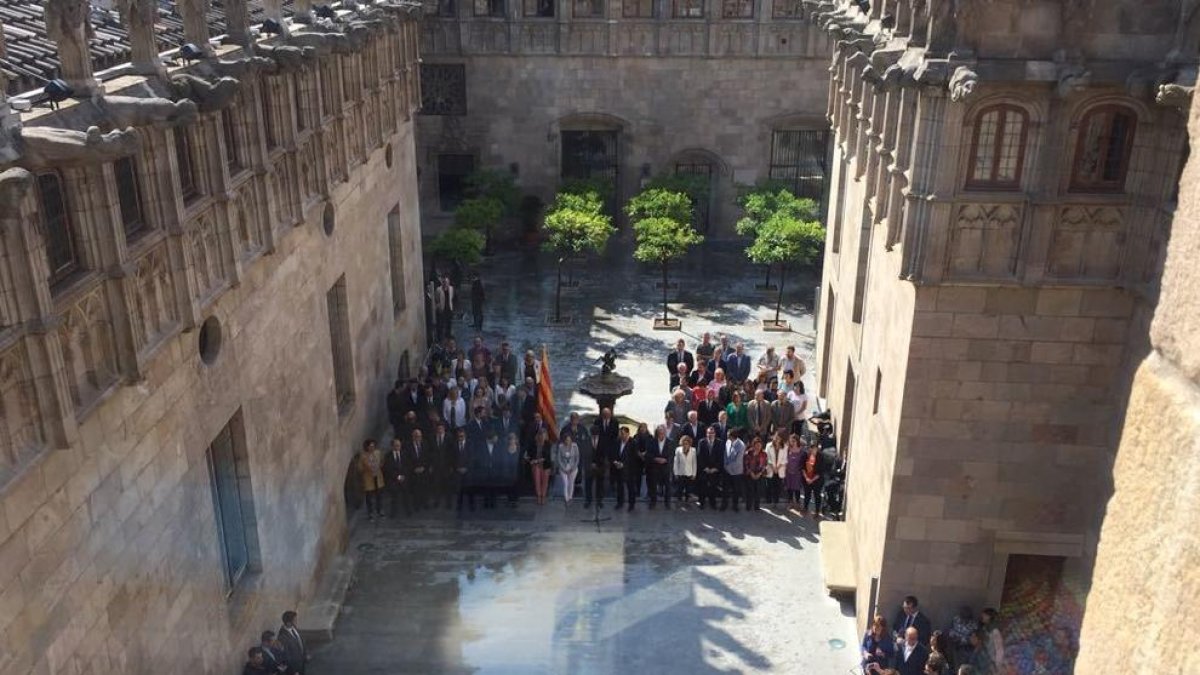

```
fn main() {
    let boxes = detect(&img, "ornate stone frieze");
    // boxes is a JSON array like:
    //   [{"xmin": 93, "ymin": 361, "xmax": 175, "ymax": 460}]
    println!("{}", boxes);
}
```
[
  {"xmin": 190, "ymin": 213, "xmax": 228, "ymax": 299},
  {"xmin": 93, "ymin": 94, "xmax": 199, "ymax": 129},
  {"xmin": 12, "ymin": 126, "xmax": 141, "ymax": 170},
  {"xmin": 56, "ymin": 284, "xmax": 119, "ymax": 412},
  {"xmin": 0, "ymin": 340, "xmax": 45, "ymax": 483},
  {"xmin": 1047, "ymin": 205, "xmax": 1126, "ymax": 281},
  {"xmin": 946, "ymin": 203, "xmax": 1023, "ymax": 279},
  {"xmin": 168, "ymin": 75, "xmax": 242, "ymax": 113},
  {"xmin": 127, "ymin": 244, "xmax": 179, "ymax": 354}
]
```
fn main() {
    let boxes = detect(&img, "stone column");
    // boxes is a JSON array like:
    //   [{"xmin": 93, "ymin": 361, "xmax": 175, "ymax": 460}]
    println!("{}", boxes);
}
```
[
  {"xmin": 44, "ymin": 0, "xmax": 102, "ymax": 94},
  {"xmin": 225, "ymin": 0, "xmax": 253, "ymax": 47},
  {"xmin": 900, "ymin": 86, "xmax": 946, "ymax": 280},
  {"xmin": 262, "ymin": 0, "xmax": 292, "ymax": 37},
  {"xmin": 294, "ymin": 0, "xmax": 314, "ymax": 24},
  {"xmin": 117, "ymin": 0, "xmax": 166, "ymax": 76},
  {"xmin": 177, "ymin": 0, "xmax": 217, "ymax": 56}
]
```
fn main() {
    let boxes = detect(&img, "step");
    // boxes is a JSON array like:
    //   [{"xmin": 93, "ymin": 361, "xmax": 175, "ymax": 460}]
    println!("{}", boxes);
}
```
[{"xmin": 819, "ymin": 519, "xmax": 856, "ymax": 596}]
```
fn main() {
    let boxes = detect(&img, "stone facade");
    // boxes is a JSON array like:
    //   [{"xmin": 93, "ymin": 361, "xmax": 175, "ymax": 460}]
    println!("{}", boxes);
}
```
[
  {"xmin": 1075, "ymin": 88, "xmax": 1200, "ymax": 671},
  {"xmin": 416, "ymin": 0, "xmax": 833, "ymax": 236},
  {"xmin": 807, "ymin": 0, "xmax": 1194, "ymax": 637},
  {"xmin": 0, "ymin": 3, "xmax": 426, "ymax": 674}
]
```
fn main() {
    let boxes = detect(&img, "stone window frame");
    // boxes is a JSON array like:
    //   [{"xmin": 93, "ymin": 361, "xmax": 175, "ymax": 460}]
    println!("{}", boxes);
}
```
[
  {"xmin": 1068, "ymin": 102, "xmax": 1138, "ymax": 194},
  {"xmin": 722, "ymin": 0, "xmax": 753, "ymax": 19},
  {"xmin": 36, "ymin": 170, "xmax": 83, "ymax": 289},
  {"xmin": 204, "ymin": 409, "xmax": 263, "ymax": 597},
  {"xmin": 259, "ymin": 79, "xmax": 280, "ymax": 151},
  {"xmin": 292, "ymin": 71, "xmax": 309, "ymax": 133},
  {"xmin": 965, "ymin": 103, "xmax": 1030, "ymax": 191},
  {"xmin": 574, "ymin": 0, "xmax": 604, "ymax": 17},
  {"xmin": 523, "ymin": 0, "xmax": 556, "ymax": 17},
  {"xmin": 221, "ymin": 103, "xmax": 245, "ymax": 173},
  {"xmin": 622, "ymin": 0, "xmax": 654, "ymax": 17},
  {"xmin": 771, "ymin": 0, "xmax": 804, "ymax": 18},
  {"xmin": 474, "ymin": 0, "xmax": 507, "ymax": 17},
  {"xmin": 319, "ymin": 61, "xmax": 340, "ymax": 120},
  {"xmin": 672, "ymin": 0, "xmax": 704, "ymax": 18},
  {"xmin": 114, "ymin": 155, "xmax": 149, "ymax": 242},
  {"xmin": 174, "ymin": 125, "xmax": 202, "ymax": 204},
  {"xmin": 327, "ymin": 274, "xmax": 356, "ymax": 418}
]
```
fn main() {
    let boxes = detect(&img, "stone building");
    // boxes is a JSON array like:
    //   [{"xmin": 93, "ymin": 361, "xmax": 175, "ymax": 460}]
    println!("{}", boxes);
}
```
[
  {"xmin": 415, "ymin": 0, "xmax": 834, "ymax": 236},
  {"xmin": 807, "ymin": 0, "xmax": 1195, "ymax": 646},
  {"xmin": 0, "ymin": 1, "xmax": 425, "ymax": 673}
]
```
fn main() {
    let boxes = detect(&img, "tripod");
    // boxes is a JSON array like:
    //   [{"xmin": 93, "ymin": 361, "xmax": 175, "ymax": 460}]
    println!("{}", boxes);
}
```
[{"xmin": 580, "ymin": 472, "xmax": 611, "ymax": 527}]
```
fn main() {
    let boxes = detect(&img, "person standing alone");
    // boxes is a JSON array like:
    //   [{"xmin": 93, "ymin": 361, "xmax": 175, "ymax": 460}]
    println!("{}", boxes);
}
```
[{"xmin": 434, "ymin": 276, "xmax": 455, "ymax": 341}]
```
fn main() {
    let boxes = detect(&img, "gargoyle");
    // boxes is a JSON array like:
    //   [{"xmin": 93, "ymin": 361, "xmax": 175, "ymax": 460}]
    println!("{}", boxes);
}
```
[
  {"xmin": 207, "ymin": 56, "xmax": 278, "ymax": 79},
  {"xmin": 287, "ymin": 31, "xmax": 352, "ymax": 56},
  {"xmin": 0, "ymin": 168, "xmax": 33, "ymax": 222},
  {"xmin": 169, "ymin": 74, "xmax": 241, "ymax": 113},
  {"xmin": 1157, "ymin": 83, "xmax": 1195, "ymax": 110},
  {"xmin": 93, "ymin": 94, "xmax": 199, "ymax": 129},
  {"xmin": 14, "ymin": 126, "xmax": 141, "ymax": 169},
  {"xmin": 258, "ymin": 44, "xmax": 317, "ymax": 72},
  {"xmin": 1056, "ymin": 65, "xmax": 1091, "ymax": 98},
  {"xmin": 948, "ymin": 65, "xmax": 979, "ymax": 102}
]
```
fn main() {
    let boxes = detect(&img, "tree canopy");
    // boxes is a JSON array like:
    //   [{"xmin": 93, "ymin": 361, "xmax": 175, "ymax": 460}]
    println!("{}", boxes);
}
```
[
  {"xmin": 735, "ymin": 184, "xmax": 819, "ymax": 239},
  {"xmin": 744, "ymin": 206, "xmax": 825, "ymax": 268},
  {"xmin": 628, "ymin": 189, "xmax": 705, "ymax": 264},
  {"xmin": 465, "ymin": 168, "xmax": 520, "ymax": 215},
  {"xmin": 542, "ymin": 191, "xmax": 615, "ymax": 256},
  {"xmin": 428, "ymin": 227, "xmax": 486, "ymax": 267},
  {"xmin": 453, "ymin": 196, "xmax": 505, "ymax": 231}
]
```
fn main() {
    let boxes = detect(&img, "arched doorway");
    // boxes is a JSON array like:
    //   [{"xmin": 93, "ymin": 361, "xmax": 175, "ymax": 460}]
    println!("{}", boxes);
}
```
[{"xmin": 555, "ymin": 113, "xmax": 626, "ymax": 216}]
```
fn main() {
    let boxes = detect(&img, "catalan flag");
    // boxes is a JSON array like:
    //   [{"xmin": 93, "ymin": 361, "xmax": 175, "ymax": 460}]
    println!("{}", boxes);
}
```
[{"xmin": 538, "ymin": 344, "xmax": 558, "ymax": 441}]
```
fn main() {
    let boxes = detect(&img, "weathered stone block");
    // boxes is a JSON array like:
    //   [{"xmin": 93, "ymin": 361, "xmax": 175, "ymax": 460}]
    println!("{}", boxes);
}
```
[
  {"xmin": 1035, "ymin": 289, "xmax": 1083, "ymax": 316},
  {"xmin": 936, "ymin": 287, "xmax": 988, "ymax": 313}
]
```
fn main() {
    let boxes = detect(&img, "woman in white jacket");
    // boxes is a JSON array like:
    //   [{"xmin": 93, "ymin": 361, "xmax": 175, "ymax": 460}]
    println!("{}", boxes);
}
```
[
  {"xmin": 673, "ymin": 435, "xmax": 698, "ymax": 508},
  {"xmin": 553, "ymin": 432, "xmax": 581, "ymax": 505},
  {"xmin": 764, "ymin": 430, "xmax": 788, "ymax": 507}
]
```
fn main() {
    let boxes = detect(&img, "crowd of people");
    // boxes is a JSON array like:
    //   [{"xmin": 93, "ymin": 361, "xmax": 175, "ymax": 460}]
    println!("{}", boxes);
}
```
[
  {"xmin": 863, "ymin": 596, "xmax": 1077, "ymax": 675},
  {"xmin": 240, "ymin": 610, "xmax": 310, "ymax": 674},
  {"xmin": 358, "ymin": 332, "xmax": 847, "ymax": 516}
]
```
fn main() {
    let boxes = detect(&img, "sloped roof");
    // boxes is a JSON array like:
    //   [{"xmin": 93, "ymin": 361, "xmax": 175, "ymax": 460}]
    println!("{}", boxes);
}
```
[{"xmin": 1, "ymin": 1, "xmax": 288, "ymax": 96}]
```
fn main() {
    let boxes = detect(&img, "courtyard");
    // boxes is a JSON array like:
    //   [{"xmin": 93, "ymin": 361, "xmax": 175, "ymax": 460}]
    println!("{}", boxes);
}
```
[{"xmin": 309, "ymin": 241, "xmax": 860, "ymax": 673}]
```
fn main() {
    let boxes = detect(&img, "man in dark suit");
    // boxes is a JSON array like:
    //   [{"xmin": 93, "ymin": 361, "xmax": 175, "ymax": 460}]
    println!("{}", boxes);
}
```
[
  {"xmin": 698, "ymin": 389, "xmax": 722, "ymax": 428},
  {"xmin": 725, "ymin": 342, "xmax": 752, "ymax": 384},
  {"xmin": 465, "ymin": 405, "xmax": 491, "ymax": 447},
  {"xmin": 610, "ymin": 427, "xmax": 637, "ymax": 511},
  {"xmin": 696, "ymin": 426, "xmax": 724, "ymax": 510},
  {"xmin": 666, "ymin": 339, "xmax": 694, "ymax": 390},
  {"xmin": 660, "ymin": 412, "xmax": 681, "ymax": 444},
  {"xmin": 643, "ymin": 424, "xmax": 674, "ymax": 509},
  {"xmin": 386, "ymin": 380, "xmax": 406, "ymax": 438},
  {"xmin": 277, "ymin": 611, "xmax": 307, "ymax": 674},
  {"xmin": 243, "ymin": 648, "xmax": 273, "ymax": 675},
  {"xmin": 382, "ymin": 437, "xmax": 409, "ymax": 518},
  {"xmin": 591, "ymin": 408, "xmax": 619, "ymax": 508},
  {"xmin": 495, "ymin": 341, "xmax": 519, "ymax": 385},
  {"xmin": 443, "ymin": 428, "xmax": 470, "ymax": 510},
  {"xmin": 892, "ymin": 627, "xmax": 930, "ymax": 675},
  {"xmin": 679, "ymin": 411, "xmax": 703, "ymax": 445},
  {"xmin": 892, "ymin": 595, "xmax": 933, "ymax": 648},
  {"xmin": 493, "ymin": 405, "xmax": 520, "ymax": 445},
  {"xmin": 403, "ymin": 429, "xmax": 433, "ymax": 511},
  {"xmin": 258, "ymin": 631, "xmax": 289, "ymax": 674}
]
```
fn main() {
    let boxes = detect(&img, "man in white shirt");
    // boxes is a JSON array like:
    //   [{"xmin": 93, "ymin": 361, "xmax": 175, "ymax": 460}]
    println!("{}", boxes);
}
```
[
  {"xmin": 780, "ymin": 345, "xmax": 804, "ymax": 379},
  {"xmin": 442, "ymin": 386, "xmax": 467, "ymax": 429}
]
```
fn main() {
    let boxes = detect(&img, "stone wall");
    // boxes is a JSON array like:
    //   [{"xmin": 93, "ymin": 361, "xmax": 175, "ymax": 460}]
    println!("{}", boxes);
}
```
[
  {"xmin": 0, "ymin": 16, "xmax": 427, "ymax": 675},
  {"xmin": 415, "ymin": 51, "xmax": 832, "ymax": 237},
  {"xmin": 1075, "ymin": 98, "xmax": 1200, "ymax": 672}
]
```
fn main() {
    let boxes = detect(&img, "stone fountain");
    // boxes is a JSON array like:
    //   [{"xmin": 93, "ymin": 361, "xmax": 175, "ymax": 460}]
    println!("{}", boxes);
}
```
[{"xmin": 577, "ymin": 349, "xmax": 634, "ymax": 414}]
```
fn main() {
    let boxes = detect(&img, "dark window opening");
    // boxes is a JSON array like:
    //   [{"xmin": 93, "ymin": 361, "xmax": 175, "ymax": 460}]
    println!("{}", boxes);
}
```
[
  {"xmin": 769, "ymin": 129, "xmax": 829, "ymax": 205},
  {"xmin": 722, "ymin": 0, "xmax": 753, "ymax": 18},
  {"xmin": 575, "ymin": 0, "xmax": 604, "ymax": 16},
  {"xmin": 438, "ymin": 153, "xmax": 476, "ymax": 212},
  {"xmin": 524, "ymin": 0, "xmax": 555, "ymax": 16},
  {"xmin": 1071, "ymin": 106, "xmax": 1136, "ymax": 193},
  {"xmin": 622, "ymin": 0, "xmax": 653, "ymax": 16},
  {"xmin": 675, "ymin": 160, "xmax": 714, "ymax": 233},
  {"xmin": 562, "ymin": 129, "xmax": 619, "ymax": 213},
  {"xmin": 260, "ymin": 86, "xmax": 278, "ymax": 150},
  {"xmin": 222, "ymin": 108, "xmax": 241, "ymax": 171},
  {"xmin": 438, "ymin": 0, "xmax": 456, "ymax": 15},
  {"xmin": 114, "ymin": 157, "xmax": 147, "ymax": 240},
  {"xmin": 175, "ymin": 128, "xmax": 199, "ymax": 202},
  {"xmin": 673, "ymin": 0, "xmax": 703, "ymax": 18},
  {"xmin": 474, "ymin": 0, "xmax": 506, "ymax": 16},
  {"xmin": 327, "ymin": 275, "xmax": 356, "ymax": 417},
  {"xmin": 420, "ymin": 64, "xmax": 467, "ymax": 116},
  {"xmin": 294, "ymin": 73, "xmax": 308, "ymax": 131},
  {"xmin": 37, "ymin": 171, "xmax": 80, "ymax": 287},
  {"xmin": 206, "ymin": 413, "xmax": 261, "ymax": 595}
]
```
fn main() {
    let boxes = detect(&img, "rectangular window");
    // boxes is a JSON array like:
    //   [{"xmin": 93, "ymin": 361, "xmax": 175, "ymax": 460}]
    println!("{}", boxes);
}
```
[
  {"xmin": 438, "ymin": 154, "xmax": 476, "ymax": 212},
  {"xmin": 387, "ymin": 205, "xmax": 407, "ymax": 317},
  {"xmin": 327, "ymin": 276, "xmax": 355, "ymax": 417},
  {"xmin": 575, "ymin": 0, "xmax": 604, "ymax": 16},
  {"xmin": 841, "ymin": 363, "xmax": 857, "ymax": 454},
  {"xmin": 419, "ymin": 64, "xmax": 468, "ymax": 116},
  {"xmin": 174, "ymin": 128, "xmax": 199, "ymax": 202},
  {"xmin": 772, "ymin": 0, "xmax": 804, "ymax": 17},
  {"xmin": 819, "ymin": 288, "xmax": 835, "ymax": 397},
  {"xmin": 114, "ymin": 157, "xmax": 146, "ymax": 240},
  {"xmin": 222, "ymin": 107, "xmax": 241, "ymax": 171},
  {"xmin": 769, "ymin": 129, "xmax": 830, "ymax": 204},
  {"xmin": 37, "ymin": 171, "xmax": 80, "ymax": 286},
  {"xmin": 851, "ymin": 207, "xmax": 871, "ymax": 324},
  {"xmin": 1070, "ymin": 107, "xmax": 1136, "ymax": 193},
  {"xmin": 320, "ymin": 64, "xmax": 337, "ymax": 118},
  {"xmin": 293, "ymin": 73, "xmax": 308, "ymax": 131},
  {"xmin": 673, "ymin": 0, "xmax": 703, "ymax": 17},
  {"xmin": 622, "ymin": 0, "xmax": 653, "ymax": 16},
  {"xmin": 872, "ymin": 368, "xmax": 882, "ymax": 415},
  {"xmin": 524, "ymin": 0, "xmax": 555, "ymax": 16},
  {"xmin": 260, "ymin": 85, "xmax": 277, "ymax": 150},
  {"xmin": 722, "ymin": 0, "xmax": 753, "ymax": 18},
  {"xmin": 206, "ymin": 412, "xmax": 261, "ymax": 595},
  {"xmin": 474, "ymin": 0, "xmax": 506, "ymax": 16}
]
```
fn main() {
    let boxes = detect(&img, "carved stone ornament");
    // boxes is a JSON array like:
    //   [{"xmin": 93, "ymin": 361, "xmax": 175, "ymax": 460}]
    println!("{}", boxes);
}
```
[
  {"xmin": 1056, "ymin": 65, "xmax": 1091, "ymax": 98},
  {"xmin": 207, "ymin": 56, "xmax": 279, "ymax": 79},
  {"xmin": 93, "ymin": 94, "xmax": 199, "ymax": 129},
  {"xmin": 223, "ymin": 0, "xmax": 252, "ymax": 47},
  {"xmin": 44, "ymin": 0, "xmax": 100, "ymax": 94},
  {"xmin": 1157, "ymin": 83, "xmax": 1195, "ymax": 110},
  {"xmin": 12, "ymin": 126, "xmax": 141, "ymax": 169},
  {"xmin": 178, "ymin": 0, "xmax": 216, "ymax": 56},
  {"xmin": 258, "ymin": 44, "xmax": 318, "ymax": 72},
  {"xmin": 0, "ymin": 168, "xmax": 34, "ymax": 223},
  {"xmin": 949, "ymin": 65, "xmax": 979, "ymax": 102},
  {"xmin": 115, "ymin": 0, "xmax": 164, "ymax": 74},
  {"xmin": 169, "ymin": 75, "xmax": 242, "ymax": 113}
]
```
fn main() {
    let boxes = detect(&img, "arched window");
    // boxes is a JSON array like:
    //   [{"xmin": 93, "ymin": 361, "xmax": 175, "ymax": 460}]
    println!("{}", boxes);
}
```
[
  {"xmin": 114, "ymin": 157, "xmax": 146, "ymax": 240},
  {"xmin": 174, "ymin": 128, "xmax": 198, "ymax": 202},
  {"xmin": 36, "ymin": 171, "xmax": 79, "ymax": 286},
  {"xmin": 966, "ymin": 104, "xmax": 1028, "ymax": 190},
  {"xmin": 1070, "ymin": 105, "xmax": 1137, "ymax": 193}
]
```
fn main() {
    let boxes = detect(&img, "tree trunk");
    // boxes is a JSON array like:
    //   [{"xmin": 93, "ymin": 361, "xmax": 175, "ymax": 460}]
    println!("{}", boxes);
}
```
[
  {"xmin": 764, "ymin": 263, "xmax": 773, "ymax": 288},
  {"xmin": 775, "ymin": 264, "xmax": 786, "ymax": 324},
  {"xmin": 662, "ymin": 259, "xmax": 670, "ymax": 323},
  {"xmin": 555, "ymin": 257, "xmax": 564, "ymax": 323}
]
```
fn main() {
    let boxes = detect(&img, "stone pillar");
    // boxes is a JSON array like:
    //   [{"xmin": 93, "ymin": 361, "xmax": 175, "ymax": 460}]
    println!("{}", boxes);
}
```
[
  {"xmin": 262, "ymin": 0, "xmax": 291, "ymax": 37},
  {"xmin": 44, "ymin": 0, "xmax": 102, "ymax": 94},
  {"xmin": 900, "ymin": 86, "xmax": 946, "ymax": 280},
  {"xmin": 1075, "ymin": 89, "xmax": 1200, "ymax": 675},
  {"xmin": 225, "ymin": 0, "xmax": 253, "ymax": 47},
  {"xmin": 177, "ymin": 0, "xmax": 216, "ymax": 56},
  {"xmin": 116, "ymin": 0, "xmax": 166, "ymax": 76},
  {"xmin": 294, "ymin": 0, "xmax": 314, "ymax": 24}
]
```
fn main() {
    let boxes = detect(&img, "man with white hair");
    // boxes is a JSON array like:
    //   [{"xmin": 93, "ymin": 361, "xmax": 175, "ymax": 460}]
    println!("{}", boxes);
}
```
[{"xmin": 643, "ymin": 424, "xmax": 674, "ymax": 509}]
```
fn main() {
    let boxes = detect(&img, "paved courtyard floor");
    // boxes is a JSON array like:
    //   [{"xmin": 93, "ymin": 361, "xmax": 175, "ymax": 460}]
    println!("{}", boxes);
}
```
[
  {"xmin": 431, "ymin": 240, "xmax": 826, "ymax": 424},
  {"xmin": 309, "ymin": 241, "xmax": 857, "ymax": 673},
  {"xmin": 310, "ymin": 505, "xmax": 859, "ymax": 674}
]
